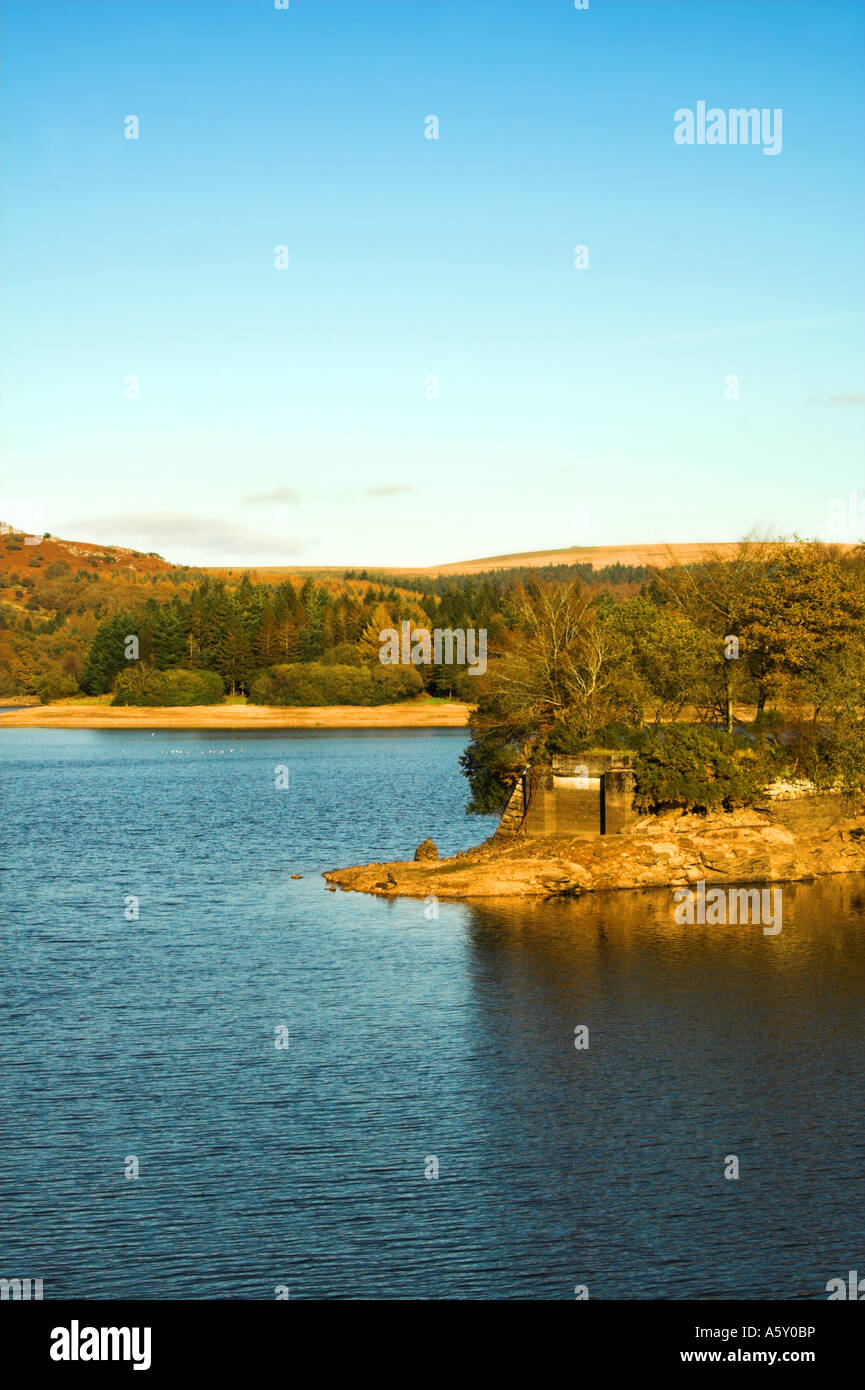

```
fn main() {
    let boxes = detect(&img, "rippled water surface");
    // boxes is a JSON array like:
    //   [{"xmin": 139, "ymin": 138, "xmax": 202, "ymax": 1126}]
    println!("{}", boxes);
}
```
[{"xmin": 2, "ymin": 728, "xmax": 864, "ymax": 1299}]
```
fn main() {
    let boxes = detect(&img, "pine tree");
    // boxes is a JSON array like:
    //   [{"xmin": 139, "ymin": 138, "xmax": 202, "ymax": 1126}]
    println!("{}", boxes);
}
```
[
  {"xmin": 82, "ymin": 610, "xmax": 138, "ymax": 694},
  {"xmin": 221, "ymin": 619, "xmax": 254, "ymax": 694},
  {"xmin": 273, "ymin": 606, "xmax": 301, "ymax": 661},
  {"xmin": 255, "ymin": 603, "xmax": 279, "ymax": 664},
  {"xmin": 358, "ymin": 603, "xmax": 395, "ymax": 660}
]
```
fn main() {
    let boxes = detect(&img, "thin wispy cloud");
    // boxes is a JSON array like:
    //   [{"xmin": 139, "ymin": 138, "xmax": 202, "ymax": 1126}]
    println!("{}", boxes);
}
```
[
  {"xmin": 59, "ymin": 513, "xmax": 306, "ymax": 556},
  {"xmin": 243, "ymin": 487, "xmax": 302, "ymax": 504},
  {"xmin": 826, "ymin": 392, "xmax": 865, "ymax": 406},
  {"xmin": 241, "ymin": 484, "xmax": 415, "ymax": 504}
]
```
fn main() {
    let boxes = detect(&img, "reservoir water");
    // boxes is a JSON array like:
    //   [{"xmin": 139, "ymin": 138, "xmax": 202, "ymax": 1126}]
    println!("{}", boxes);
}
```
[{"xmin": 2, "ymin": 728, "xmax": 863, "ymax": 1299}]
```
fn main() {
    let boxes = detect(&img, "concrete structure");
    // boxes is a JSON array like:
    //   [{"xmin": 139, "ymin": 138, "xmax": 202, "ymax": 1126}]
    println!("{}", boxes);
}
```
[{"xmin": 495, "ymin": 752, "xmax": 638, "ymax": 841}]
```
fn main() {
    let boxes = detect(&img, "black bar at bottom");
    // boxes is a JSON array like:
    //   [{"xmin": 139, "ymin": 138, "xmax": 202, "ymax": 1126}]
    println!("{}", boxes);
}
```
[{"xmin": 2, "ymin": 1298, "xmax": 860, "ymax": 1376}]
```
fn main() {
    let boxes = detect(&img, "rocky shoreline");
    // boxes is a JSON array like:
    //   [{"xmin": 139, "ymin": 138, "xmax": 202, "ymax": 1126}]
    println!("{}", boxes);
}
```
[{"xmin": 324, "ymin": 798, "xmax": 865, "ymax": 900}]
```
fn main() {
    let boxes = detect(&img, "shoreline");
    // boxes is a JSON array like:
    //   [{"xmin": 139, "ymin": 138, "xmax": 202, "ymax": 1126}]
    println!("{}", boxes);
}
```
[
  {"xmin": 325, "ymin": 803, "xmax": 865, "ymax": 900},
  {"xmin": 0, "ymin": 701, "xmax": 472, "ymax": 730}
]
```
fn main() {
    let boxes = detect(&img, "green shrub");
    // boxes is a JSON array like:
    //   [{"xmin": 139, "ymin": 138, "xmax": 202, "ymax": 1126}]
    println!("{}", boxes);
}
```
[
  {"xmin": 428, "ymin": 663, "xmax": 484, "ymax": 700},
  {"xmin": 547, "ymin": 719, "xmax": 636, "ymax": 757},
  {"xmin": 633, "ymin": 724, "xmax": 765, "ymax": 813},
  {"xmin": 35, "ymin": 670, "xmax": 78, "ymax": 702},
  {"xmin": 459, "ymin": 725, "xmax": 524, "ymax": 814},
  {"xmin": 249, "ymin": 661, "xmax": 423, "ymax": 706},
  {"xmin": 158, "ymin": 668, "xmax": 224, "ymax": 705},
  {"xmin": 248, "ymin": 669, "xmax": 278, "ymax": 703},
  {"xmin": 112, "ymin": 665, "xmax": 223, "ymax": 706},
  {"xmin": 778, "ymin": 716, "xmax": 865, "ymax": 797},
  {"xmin": 319, "ymin": 643, "xmax": 365, "ymax": 666},
  {"xmin": 371, "ymin": 664, "xmax": 424, "ymax": 702},
  {"xmin": 249, "ymin": 663, "xmax": 365, "ymax": 705}
]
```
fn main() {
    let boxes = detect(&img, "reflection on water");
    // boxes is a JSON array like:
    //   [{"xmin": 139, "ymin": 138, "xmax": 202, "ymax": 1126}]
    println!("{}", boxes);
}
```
[
  {"xmin": 1, "ymin": 730, "xmax": 863, "ymax": 1299},
  {"xmin": 457, "ymin": 881, "xmax": 865, "ymax": 1298}
]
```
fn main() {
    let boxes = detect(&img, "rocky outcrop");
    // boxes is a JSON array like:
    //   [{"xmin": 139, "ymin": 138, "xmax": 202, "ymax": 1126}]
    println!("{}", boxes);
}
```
[
  {"xmin": 324, "ymin": 801, "xmax": 865, "ymax": 900},
  {"xmin": 413, "ymin": 838, "xmax": 439, "ymax": 861}
]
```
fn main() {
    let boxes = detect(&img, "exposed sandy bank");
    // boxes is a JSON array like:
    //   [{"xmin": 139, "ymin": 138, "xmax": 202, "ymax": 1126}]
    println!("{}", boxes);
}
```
[{"xmin": 0, "ymin": 701, "xmax": 472, "ymax": 730}]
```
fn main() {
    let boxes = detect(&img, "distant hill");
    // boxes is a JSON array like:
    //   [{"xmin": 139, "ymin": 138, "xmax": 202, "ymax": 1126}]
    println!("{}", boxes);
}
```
[
  {"xmin": 0, "ymin": 529, "xmax": 175, "ymax": 575},
  {"xmin": 2, "ymin": 529, "xmax": 846, "ymax": 583},
  {"xmin": 207, "ymin": 541, "xmax": 748, "ymax": 583},
  {"xmin": 1, "ymin": 525, "xmax": 856, "ymax": 703},
  {"xmin": 412, "ymin": 541, "xmax": 746, "ymax": 576},
  {"xmin": 0, "ymin": 525, "xmax": 696, "ymax": 701}
]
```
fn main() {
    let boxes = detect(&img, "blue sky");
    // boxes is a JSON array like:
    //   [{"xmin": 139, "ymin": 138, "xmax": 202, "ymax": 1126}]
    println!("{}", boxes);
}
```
[{"xmin": 2, "ymin": 0, "xmax": 863, "ymax": 567}]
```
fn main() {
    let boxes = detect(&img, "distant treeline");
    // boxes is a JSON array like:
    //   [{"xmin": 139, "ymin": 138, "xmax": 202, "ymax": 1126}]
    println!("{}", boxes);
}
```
[
  {"xmin": 0, "ymin": 548, "xmax": 519, "ymax": 700},
  {"xmin": 5, "ymin": 536, "xmax": 863, "ymax": 789},
  {"xmin": 343, "ymin": 561, "xmax": 650, "ymax": 594},
  {"xmin": 55, "ymin": 572, "xmax": 521, "ymax": 704}
]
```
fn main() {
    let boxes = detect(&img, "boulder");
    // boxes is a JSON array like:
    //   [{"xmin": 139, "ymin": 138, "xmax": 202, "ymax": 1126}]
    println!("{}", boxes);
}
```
[{"xmin": 414, "ymin": 838, "xmax": 439, "ymax": 861}]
